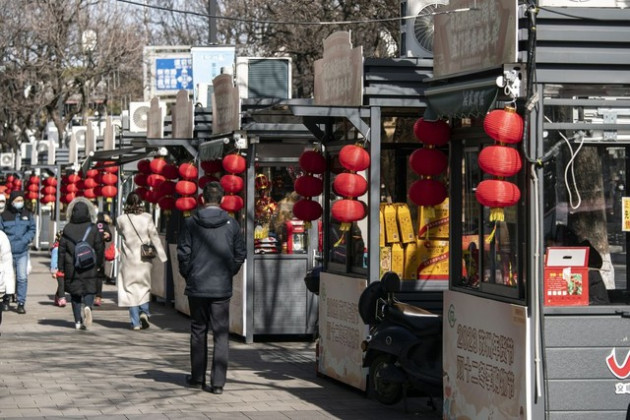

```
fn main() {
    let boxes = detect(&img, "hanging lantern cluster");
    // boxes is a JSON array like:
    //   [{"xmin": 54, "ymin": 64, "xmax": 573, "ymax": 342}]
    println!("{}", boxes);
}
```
[
  {"xmin": 292, "ymin": 149, "xmax": 325, "ymax": 228},
  {"xmin": 148, "ymin": 157, "xmax": 178, "ymax": 213},
  {"xmin": 3, "ymin": 174, "xmax": 22, "ymax": 196},
  {"xmin": 476, "ymin": 105, "xmax": 524, "ymax": 239},
  {"xmin": 60, "ymin": 172, "xmax": 81, "ymax": 204},
  {"xmin": 199, "ymin": 159, "xmax": 222, "ymax": 189},
  {"xmin": 83, "ymin": 168, "xmax": 99, "ymax": 201},
  {"xmin": 26, "ymin": 175, "xmax": 40, "ymax": 206},
  {"xmin": 100, "ymin": 161, "xmax": 119, "ymax": 204},
  {"xmin": 331, "ymin": 144, "xmax": 369, "ymax": 233},
  {"xmin": 40, "ymin": 177, "xmax": 57, "ymax": 205},
  {"xmin": 134, "ymin": 158, "xmax": 151, "ymax": 201},
  {"xmin": 220, "ymin": 153, "xmax": 245, "ymax": 214},
  {"xmin": 176, "ymin": 162, "xmax": 199, "ymax": 216},
  {"xmin": 409, "ymin": 118, "xmax": 450, "ymax": 220}
]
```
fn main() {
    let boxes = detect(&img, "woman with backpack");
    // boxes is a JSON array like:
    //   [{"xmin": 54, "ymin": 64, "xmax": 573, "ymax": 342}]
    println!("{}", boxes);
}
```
[{"xmin": 57, "ymin": 197, "xmax": 105, "ymax": 330}]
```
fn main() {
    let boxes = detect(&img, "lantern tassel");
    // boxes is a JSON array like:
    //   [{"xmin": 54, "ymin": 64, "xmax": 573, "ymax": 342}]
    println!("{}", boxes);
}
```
[
  {"xmin": 486, "ymin": 222, "xmax": 498, "ymax": 244},
  {"xmin": 334, "ymin": 222, "xmax": 351, "ymax": 247}
]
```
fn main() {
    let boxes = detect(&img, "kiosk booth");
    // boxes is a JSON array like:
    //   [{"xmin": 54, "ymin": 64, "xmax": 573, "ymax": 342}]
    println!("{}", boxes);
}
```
[{"xmin": 428, "ymin": 2, "xmax": 630, "ymax": 419}]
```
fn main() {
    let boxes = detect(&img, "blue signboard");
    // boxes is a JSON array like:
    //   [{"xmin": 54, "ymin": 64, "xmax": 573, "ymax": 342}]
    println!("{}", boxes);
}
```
[
  {"xmin": 191, "ymin": 47, "xmax": 236, "ymax": 103},
  {"xmin": 155, "ymin": 57, "xmax": 193, "ymax": 91}
]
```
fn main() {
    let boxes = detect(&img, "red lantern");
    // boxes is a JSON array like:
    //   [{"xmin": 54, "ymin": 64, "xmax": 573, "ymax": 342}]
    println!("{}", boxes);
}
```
[
  {"xmin": 29, "ymin": 175, "xmax": 40, "ymax": 184},
  {"xmin": 150, "ymin": 158, "xmax": 167, "ymax": 174},
  {"xmin": 332, "ymin": 199, "xmax": 366, "ymax": 224},
  {"xmin": 157, "ymin": 180, "xmax": 176, "ymax": 196},
  {"xmin": 220, "ymin": 194, "xmax": 244, "ymax": 213},
  {"xmin": 409, "ymin": 148, "xmax": 448, "ymax": 176},
  {"xmin": 222, "ymin": 154, "xmax": 246, "ymax": 174},
  {"xmin": 475, "ymin": 180, "xmax": 521, "ymax": 210},
  {"xmin": 83, "ymin": 178, "xmax": 98, "ymax": 189},
  {"xmin": 41, "ymin": 194, "xmax": 56, "ymax": 204},
  {"xmin": 483, "ymin": 106, "xmax": 524, "ymax": 144},
  {"xmin": 162, "ymin": 164, "xmax": 179, "ymax": 180},
  {"xmin": 413, "ymin": 118, "xmax": 451, "ymax": 146},
  {"xmin": 43, "ymin": 186, "xmax": 57, "ymax": 195},
  {"xmin": 67, "ymin": 174, "xmax": 81, "ymax": 184},
  {"xmin": 339, "ymin": 144, "xmax": 370, "ymax": 172},
  {"xmin": 478, "ymin": 145, "xmax": 522, "ymax": 178},
  {"xmin": 101, "ymin": 173, "xmax": 118, "ymax": 186},
  {"xmin": 333, "ymin": 173, "xmax": 368, "ymax": 198},
  {"xmin": 175, "ymin": 180, "xmax": 197, "ymax": 196},
  {"xmin": 137, "ymin": 159, "xmax": 151, "ymax": 174},
  {"xmin": 294, "ymin": 175, "xmax": 324, "ymax": 197},
  {"xmin": 44, "ymin": 177, "xmax": 58, "ymax": 187},
  {"xmin": 86, "ymin": 169, "xmax": 99, "ymax": 178},
  {"xmin": 26, "ymin": 191, "xmax": 38, "ymax": 200},
  {"xmin": 103, "ymin": 162, "xmax": 119, "ymax": 173},
  {"xmin": 409, "ymin": 179, "xmax": 447, "ymax": 207},
  {"xmin": 220, "ymin": 174, "xmax": 243, "ymax": 194},
  {"xmin": 178, "ymin": 162, "xmax": 199, "ymax": 180},
  {"xmin": 6, "ymin": 175, "xmax": 14, "ymax": 183},
  {"xmin": 66, "ymin": 184, "xmax": 79, "ymax": 194},
  {"xmin": 147, "ymin": 174, "xmax": 166, "ymax": 188},
  {"xmin": 299, "ymin": 150, "xmax": 326, "ymax": 174},
  {"xmin": 134, "ymin": 173, "xmax": 148, "ymax": 187},
  {"xmin": 158, "ymin": 195, "xmax": 176, "ymax": 211},
  {"xmin": 292, "ymin": 198, "xmax": 323, "ymax": 222},
  {"xmin": 102, "ymin": 185, "xmax": 117, "ymax": 202},
  {"xmin": 135, "ymin": 187, "xmax": 149, "ymax": 200},
  {"xmin": 201, "ymin": 160, "xmax": 223, "ymax": 174},
  {"xmin": 27, "ymin": 184, "xmax": 39, "ymax": 192},
  {"xmin": 176, "ymin": 196, "xmax": 198, "ymax": 213},
  {"xmin": 63, "ymin": 193, "xmax": 76, "ymax": 204},
  {"xmin": 83, "ymin": 189, "xmax": 96, "ymax": 199}
]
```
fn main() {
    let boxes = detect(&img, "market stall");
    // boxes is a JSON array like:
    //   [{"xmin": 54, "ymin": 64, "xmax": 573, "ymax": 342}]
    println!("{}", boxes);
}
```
[{"xmin": 429, "ymin": 2, "xmax": 630, "ymax": 419}]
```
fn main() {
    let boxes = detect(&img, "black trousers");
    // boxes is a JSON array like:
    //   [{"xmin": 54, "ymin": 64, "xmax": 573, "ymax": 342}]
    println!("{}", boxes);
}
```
[{"xmin": 188, "ymin": 296, "xmax": 230, "ymax": 388}]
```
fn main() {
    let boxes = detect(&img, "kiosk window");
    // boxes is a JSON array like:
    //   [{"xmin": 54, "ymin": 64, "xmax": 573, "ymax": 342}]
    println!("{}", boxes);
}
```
[
  {"xmin": 543, "ymin": 144, "xmax": 626, "ymax": 304},
  {"xmin": 455, "ymin": 145, "xmax": 524, "ymax": 301},
  {"xmin": 254, "ymin": 165, "xmax": 308, "ymax": 255}
]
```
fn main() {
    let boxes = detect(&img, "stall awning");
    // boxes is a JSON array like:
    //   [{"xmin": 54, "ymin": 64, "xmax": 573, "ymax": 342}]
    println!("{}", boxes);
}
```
[{"xmin": 424, "ymin": 75, "xmax": 499, "ymax": 119}]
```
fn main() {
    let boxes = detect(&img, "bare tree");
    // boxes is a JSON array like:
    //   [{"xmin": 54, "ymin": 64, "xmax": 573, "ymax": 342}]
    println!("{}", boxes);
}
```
[{"xmin": 0, "ymin": 0, "xmax": 145, "ymax": 149}]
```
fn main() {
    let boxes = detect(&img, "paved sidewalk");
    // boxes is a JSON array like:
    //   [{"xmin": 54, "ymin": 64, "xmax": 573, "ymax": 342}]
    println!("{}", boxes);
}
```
[{"xmin": 0, "ymin": 251, "xmax": 441, "ymax": 419}]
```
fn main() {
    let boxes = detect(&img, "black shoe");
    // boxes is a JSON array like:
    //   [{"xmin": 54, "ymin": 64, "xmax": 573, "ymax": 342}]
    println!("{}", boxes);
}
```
[
  {"xmin": 185, "ymin": 375, "xmax": 204, "ymax": 389},
  {"xmin": 212, "ymin": 386, "xmax": 223, "ymax": 395},
  {"xmin": 1, "ymin": 302, "xmax": 9, "ymax": 312},
  {"xmin": 17, "ymin": 304, "xmax": 25, "ymax": 314}
]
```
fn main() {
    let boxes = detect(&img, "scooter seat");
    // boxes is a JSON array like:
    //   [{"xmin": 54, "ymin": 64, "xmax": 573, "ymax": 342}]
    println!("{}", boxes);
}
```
[{"xmin": 386, "ymin": 304, "xmax": 442, "ymax": 336}]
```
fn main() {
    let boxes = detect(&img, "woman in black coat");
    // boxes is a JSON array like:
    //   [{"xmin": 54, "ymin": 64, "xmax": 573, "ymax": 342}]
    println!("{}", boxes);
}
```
[{"xmin": 57, "ymin": 197, "xmax": 105, "ymax": 330}]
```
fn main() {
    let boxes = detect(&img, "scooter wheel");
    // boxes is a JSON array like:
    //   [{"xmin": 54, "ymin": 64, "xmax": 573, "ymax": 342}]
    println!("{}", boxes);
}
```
[{"xmin": 369, "ymin": 354, "xmax": 403, "ymax": 405}]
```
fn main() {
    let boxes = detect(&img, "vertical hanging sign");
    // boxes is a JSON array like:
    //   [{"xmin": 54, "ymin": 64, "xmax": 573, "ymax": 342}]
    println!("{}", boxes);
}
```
[{"xmin": 313, "ymin": 31, "xmax": 363, "ymax": 106}]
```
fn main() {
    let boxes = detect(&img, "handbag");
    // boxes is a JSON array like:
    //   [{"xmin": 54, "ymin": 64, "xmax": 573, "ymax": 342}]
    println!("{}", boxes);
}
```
[{"xmin": 128, "ymin": 215, "xmax": 157, "ymax": 260}]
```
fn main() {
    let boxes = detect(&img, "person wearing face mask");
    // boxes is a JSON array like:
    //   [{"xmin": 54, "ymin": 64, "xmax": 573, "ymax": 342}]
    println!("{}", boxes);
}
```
[{"xmin": 0, "ymin": 190, "xmax": 36, "ymax": 314}]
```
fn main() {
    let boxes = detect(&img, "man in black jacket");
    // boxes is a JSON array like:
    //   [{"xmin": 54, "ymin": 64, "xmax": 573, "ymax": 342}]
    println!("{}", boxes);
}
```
[{"xmin": 177, "ymin": 182, "xmax": 246, "ymax": 394}]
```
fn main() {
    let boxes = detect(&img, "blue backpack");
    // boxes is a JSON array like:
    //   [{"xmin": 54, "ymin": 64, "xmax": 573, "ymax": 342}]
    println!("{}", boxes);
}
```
[{"xmin": 66, "ymin": 225, "xmax": 96, "ymax": 270}]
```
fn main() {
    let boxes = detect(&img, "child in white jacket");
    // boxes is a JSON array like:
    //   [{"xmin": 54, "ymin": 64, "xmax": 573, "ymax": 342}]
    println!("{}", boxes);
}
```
[{"xmin": 0, "ymin": 229, "xmax": 15, "ymax": 331}]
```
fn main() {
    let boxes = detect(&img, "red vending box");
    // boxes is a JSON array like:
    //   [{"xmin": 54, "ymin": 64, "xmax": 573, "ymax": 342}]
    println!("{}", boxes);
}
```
[{"xmin": 544, "ymin": 247, "xmax": 589, "ymax": 306}]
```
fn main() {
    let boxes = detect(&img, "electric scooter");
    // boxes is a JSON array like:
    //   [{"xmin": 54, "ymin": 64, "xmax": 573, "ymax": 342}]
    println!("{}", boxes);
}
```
[{"xmin": 359, "ymin": 271, "xmax": 443, "ymax": 410}]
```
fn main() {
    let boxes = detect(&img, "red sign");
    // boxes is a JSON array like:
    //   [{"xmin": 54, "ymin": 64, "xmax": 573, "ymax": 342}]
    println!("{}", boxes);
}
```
[{"xmin": 543, "ymin": 247, "xmax": 589, "ymax": 306}]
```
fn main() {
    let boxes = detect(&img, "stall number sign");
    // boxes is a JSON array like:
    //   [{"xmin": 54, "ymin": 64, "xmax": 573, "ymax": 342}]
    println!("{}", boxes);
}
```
[
  {"xmin": 607, "ymin": 348, "xmax": 630, "ymax": 394},
  {"xmin": 622, "ymin": 197, "xmax": 630, "ymax": 232}
]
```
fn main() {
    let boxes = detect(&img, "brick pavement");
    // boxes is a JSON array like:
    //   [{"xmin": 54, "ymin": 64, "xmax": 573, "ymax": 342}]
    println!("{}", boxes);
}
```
[{"xmin": 0, "ymin": 251, "xmax": 441, "ymax": 419}]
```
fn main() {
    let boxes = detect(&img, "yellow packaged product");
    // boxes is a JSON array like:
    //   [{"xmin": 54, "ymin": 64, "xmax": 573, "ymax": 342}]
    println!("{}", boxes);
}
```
[
  {"xmin": 391, "ymin": 243, "xmax": 404, "ymax": 278},
  {"xmin": 380, "ymin": 246, "xmax": 392, "ymax": 279},
  {"xmin": 396, "ymin": 203, "xmax": 416, "ymax": 244},
  {"xmin": 383, "ymin": 203, "xmax": 400, "ymax": 243},
  {"xmin": 418, "ymin": 198, "xmax": 449, "ymax": 239},
  {"xmin": 379, "ymin": 207, "xmax": 385, "ymax": 247},
  {"xmin": 403, "ymin": 241, "xmax": 420, "ymax": 280},
  {"xmin": 417, "ymin": 239, "xmax": 449, "ymax": 281}
]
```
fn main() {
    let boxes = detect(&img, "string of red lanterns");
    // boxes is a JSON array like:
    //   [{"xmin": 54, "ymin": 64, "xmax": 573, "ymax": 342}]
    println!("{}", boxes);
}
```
[
  {"xmin": 293, "ymin": 149, "xmax": 325, "ymax": 227},
  {"xmin": 220, "ymin": 153, "xmax": 245, "ymax": 214},
  {"xmin": 476, "ymin": 105, "xmax": 524, "ymax": 241},
  {"xmin": 40, "ymin": 177, "xmax": 57, "ymax": 205},
  {"xmin": 176, "ymin": 162, "xmax": 199, "ymax": 216},
  {"xmin": 409, "ymin": 117, "xmax": 450, "ymax": 223},
  {"xmin": 331, "ymin": 144, "xmax": 369, "ymax": 235}
]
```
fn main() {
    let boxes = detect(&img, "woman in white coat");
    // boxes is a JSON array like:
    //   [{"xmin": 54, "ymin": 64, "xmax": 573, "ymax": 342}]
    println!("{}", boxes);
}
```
[
  {"xmin": 116, "ymin": 192, "xmax": 167, "ymax": 330},
  {"xmin": 0, "ymin": 228, "xmax": 15, "ymax": 329}
]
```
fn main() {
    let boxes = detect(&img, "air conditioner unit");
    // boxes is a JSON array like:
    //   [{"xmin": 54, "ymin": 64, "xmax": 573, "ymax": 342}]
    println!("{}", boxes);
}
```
[
  {"xmin": 0, "ymin": 152, "xmax": 15, "ymax": 168},
  {"xmin": 400, "ymin": 0, "xmax": 449, "ymax": 58},
  {"xmin": 72, "ymin": 126, "xmax": 88, "ymax": 149},
  {"xmin": 235, "ymin": 57, "xmax": 292, "ymax": 100},
  {"xmin": 129, "ymin": 101, "xmax": 151, "ymax": 133}
]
